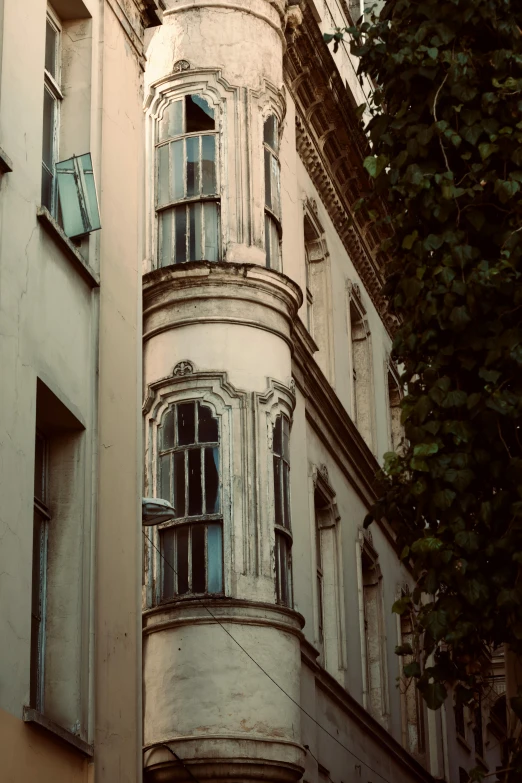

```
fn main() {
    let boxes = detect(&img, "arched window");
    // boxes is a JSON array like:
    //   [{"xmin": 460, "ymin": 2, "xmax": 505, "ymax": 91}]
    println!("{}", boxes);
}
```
[
  {"xmin": 273, "ymin": 414, "xmax": 292, "ymax": 606},
  {"xmin": 264, "ymin": 115, "xmax": 281, "ymax": 271},
  {"xmin": 157, "ymin": 401, "xmax": 223, "ymax": 598},
  {"xmin": 156, "ymin": 95, "xmax": 220, "ymax": 267}
]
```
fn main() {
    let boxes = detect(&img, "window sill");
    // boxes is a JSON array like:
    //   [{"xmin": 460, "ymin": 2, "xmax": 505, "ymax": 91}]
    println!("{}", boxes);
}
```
[
  {"xmin": 0, "ymin": 145, "xmax": 13, "ymax": 174},
  {"xmin": 37, "ymin": 207, "xmax": 100, "ymax": 288},
  {"xmin": 23, "ymin": 707, "xmax": 93, "ymax": 757}
]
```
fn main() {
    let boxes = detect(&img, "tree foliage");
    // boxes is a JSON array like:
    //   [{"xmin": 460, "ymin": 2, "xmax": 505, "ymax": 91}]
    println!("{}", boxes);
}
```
[{"xmin": 328, "ymin": 0, "xmax": 522, "ymax": 778}]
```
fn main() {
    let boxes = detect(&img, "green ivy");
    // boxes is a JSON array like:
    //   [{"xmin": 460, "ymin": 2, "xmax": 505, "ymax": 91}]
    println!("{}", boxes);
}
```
[{"xmin": 327, "ymin": 0, "xmax": 522, "ymax": 778}]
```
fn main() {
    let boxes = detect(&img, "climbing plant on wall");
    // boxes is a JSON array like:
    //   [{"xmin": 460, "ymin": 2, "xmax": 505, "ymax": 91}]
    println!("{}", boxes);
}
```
[{"xmin": 327, "ymin": 0, "xmax": 522, "ymax": 779}]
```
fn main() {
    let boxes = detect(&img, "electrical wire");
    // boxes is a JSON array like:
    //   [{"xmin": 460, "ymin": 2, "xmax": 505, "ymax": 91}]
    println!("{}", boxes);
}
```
[
  {"xmin": 144, "ymin": 741, "xmax": 203, "ymax": 783},
  {"xmin": 143, "ymin": 529, "xmax": 398, "ymax": 783},
  {"xmin": 304, "ymin": 743, "xmax": 337, "ymax": 783}
]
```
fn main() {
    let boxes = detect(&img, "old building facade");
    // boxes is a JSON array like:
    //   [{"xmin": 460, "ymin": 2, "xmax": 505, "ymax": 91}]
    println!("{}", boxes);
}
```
[
  {"xmin": 0, "ymin": 1, "xmax": 162, "ymax": 782},
  {"xmin": 0, "ymin": 1, "xmax": 508, "ymax": 782},
  {"xmin": 140, "ymin": 2, "xmax": 506, "ymax": 783}
]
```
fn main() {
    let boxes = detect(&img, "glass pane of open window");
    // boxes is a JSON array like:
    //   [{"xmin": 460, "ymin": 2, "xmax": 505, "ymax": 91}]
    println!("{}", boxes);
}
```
[
  {"xmin": 55, "ymin": 154, "xmax": 101, "ymax": 238},
  {"xmin": 45, "ymin": 20, "xmax": 58, "ymax": 79},
  {"xmin": 186, "ymin": 95, "xmax": 215, "ymax": 133}
]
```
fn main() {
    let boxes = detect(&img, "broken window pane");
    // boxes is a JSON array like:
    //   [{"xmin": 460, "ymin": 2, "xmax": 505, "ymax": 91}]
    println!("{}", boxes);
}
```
[
  {"xmin": 177, "ymin": 527, "xmax": 189, "ymax": 594},
  {"xmin": 207, "ymin": 524, "xmax": 223, "ymax": 593},
  {"xmin": 205, "ymin": 447, "xmax": 220, "ymax": 514},
  {"xmin": 178, "ymin": 402, "xmax": 195, "ymax": 445},
  {"xmin": 186, "ymin": 95, "xmax": 215, "ymax": 133},
  {"xmin": 199, "ymin": 405, "xmax": 218, "ymax": 443},
  {"xmin": 173, "ymin": 451, "xmax": 185, "ymax": 518},
  {"xmin": 162, "ymin": 528, "xmax": 175, "ymax": 598},
  {"xmin": 192, "ymin": 524, "xmax": 206, "ymax": 592},
  {"xmin": 188, "ymin": 449, "xmax": 202, "ymax": 516}
]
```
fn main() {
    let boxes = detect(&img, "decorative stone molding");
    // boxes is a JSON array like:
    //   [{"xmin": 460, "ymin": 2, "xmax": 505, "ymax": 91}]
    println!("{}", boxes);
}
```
[
  {"xmin": 172, "ymin": 359, "xmax": 194, "ymax": 376},
  {"xmin": 143, "ymin": 261, "xmax": 302, "ymax": 349},
  {"xmin": 172, "ymin": 58, "xmax": 190, "ymax": 72},
  {"xmin": 285, "ymin": 5, "xmax": 396, "ymax": 336}
]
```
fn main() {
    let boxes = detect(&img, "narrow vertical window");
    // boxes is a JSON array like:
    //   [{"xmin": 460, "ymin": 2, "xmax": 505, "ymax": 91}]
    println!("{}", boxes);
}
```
[
  {"xmin": 42, "ymin": 11, "xmax": 62, "ymax": 214},
  {"xmin": 156, "ymin": 95, "xmax": 220, "ymax": 267},
  {"xmin": 399, "ymin": 597, "xmax": 426, "ymax": 758},
  {"xmin": 473, "ymin": 697, "xmax": 484, "ymax": 759},
  {"xmin": 361, "ymin": 542, "xmax": 388, "ymax": 724},
  {"xmin": 158, "ymin": 401, "xmax": 223, "ymax": 598},
  {"xmin": 387, "ymin": 363, "xmax": 403, "ymax": 452},
  {"xmin": 315, "ymin": 500, "xmax": 324, "ymax": 649},
  {"xmin": 31, "ymin": 432, "xmax": 50, "ymax": 711},
  {"xmin": 264, "ymin": 115, "xmax": 281, "ymax": 271},
  {"xmin": 349, "ymin": 291, "xmax": 375, "ymax": 451},
  {"xmin": 273, "ymin": 414, "xmax": 292, "ymax": 606}
]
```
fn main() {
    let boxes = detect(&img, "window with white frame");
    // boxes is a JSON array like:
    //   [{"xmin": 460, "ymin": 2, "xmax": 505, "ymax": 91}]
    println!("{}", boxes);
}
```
[
  {"xmin": 387, "ymin": 362, "xmax": 403, "ymax": 452},
  {"xmin": 156, "ymin": 95, "xmax": 220, "ymax": 267},
  {"xmin": 398, "ymin": 591, "xmax": 426, "ymax": 758},
  {"xmin": 157, "ymin": 401, "xmax": 223, "ymax": 598},
  {"xmin": 314, "ymin": 492, "xmax": 325, "ymax": 650},
  {"xmin": 264, "ymin": 115, "xmax": 281, "ymax": 271},
  {"xmin": 42, "ymin": 9, "xmax": 62, "ymax": 213},
  {"xmin": 31, "ymin": 432, "xmax": 50, "ymax": 711},
  {"xmin": 273, "ymin": 414, "xmax": 292, "ymax": 606}
]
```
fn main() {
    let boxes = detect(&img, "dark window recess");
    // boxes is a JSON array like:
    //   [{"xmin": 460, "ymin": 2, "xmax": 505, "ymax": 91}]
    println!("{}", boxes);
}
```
[
  {"xmin": 273, "ymin": 414, "xmax": 293, "ymax": 607},
  {"xmin": 157, "ymin": 401, "xmax": 222, "ymax": 598},
  {"xmin": 474, "ymin": 702, "xmax": 484, "ymax": 759},
  {"xmin": 31, "ymin": 432, "xmax": 50, "ymax": 711},
  {"xmin": 455, "ymin": 702, "xmax": 465, "ymax": 737}
]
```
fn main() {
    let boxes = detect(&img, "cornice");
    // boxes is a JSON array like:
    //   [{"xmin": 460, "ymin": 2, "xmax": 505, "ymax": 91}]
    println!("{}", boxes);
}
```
[
  {"xmin": 301, "ymin": 653, "xmax": 437, "ymax": 783},
  {"xmin": 292, "ymin": 320, "xmax": 399, "ymax": 552},
  {"xmin": 284, "ymin": 5, "xmax": 395, "ymax": 336}
]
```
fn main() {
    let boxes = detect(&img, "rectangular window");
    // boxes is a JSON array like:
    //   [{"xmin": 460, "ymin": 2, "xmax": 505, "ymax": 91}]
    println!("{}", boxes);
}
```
[
  {"xmin": 156, "ymin": 95, "xmax": 220, "ymax": 266},
  {"xmin": 42, "ymin": 11, "xmax": 62, "ymax": 214},
  {"xmin": 474, "ymin": 699, "xmax": 484, "ymax": 759},
  {"xmin": 273, "ymin": 414, "xmax": 292, "ymax": 607},
  {"xmin": 264, "ymin": 114, "xmax": 281, "ymax": 271},
  {"xmin": 158, "ymin": 401, "xmax": 223, "ymax": 599},
  {"xmin": 315, "ymin": 513, "xmax": 324, "ymax": 647},
  {"xmin": 161, "ymin": 522, "xmax": 223, "ymax": 598},
  {"xmin": 30, "ymin": 433, "xmax": 50, "ymax": 711}
]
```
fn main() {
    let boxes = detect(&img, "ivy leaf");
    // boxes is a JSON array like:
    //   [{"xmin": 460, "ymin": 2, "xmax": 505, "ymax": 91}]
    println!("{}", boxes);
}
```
[
  {"xmin": 363, "ymin": 154, "xmax": 388, "ymax": 178},
  {"xmin": 392, "ymin": 595, "xmax": 412, "ymax": 615},
  {"xmin": 478, "ymin": 143, "xmax": 499, "ymax": 160},
  {"xmin": 403, "ymin": 661, "xmax": 421, "ymax": 678},
  {"xmin": 420, "ymin": 680, "xmax": 448, "ymax": 711},
  {"xmin": 425, "ymin": 610, "xmax": 449, "ymax": 641},
  {"xmin": 413, "ymin": 442, "xmax": 439, "ymax": 456}
]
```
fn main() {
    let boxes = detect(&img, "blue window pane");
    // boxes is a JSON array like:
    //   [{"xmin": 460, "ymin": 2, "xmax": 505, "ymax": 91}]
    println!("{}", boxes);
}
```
[
  {"xmin": 198, "ymin": 405, "xmax": 218, "ymax": 443},
  {"xmin": 192, "ymin": 524, "xmax": 206, "ymax": 592},
  {"xmin": 202, "ymin": 136, "xmax": 216, "ymax": 195},
  {"xmin": 160, "ymin": 210, "xmax": 173, "ymax": 267},
  {"xmin": 161, "ymin": 406, "xmax": 175, "ymax": 450},
  {"xmin": 207, "ymin": 525, "xmax": 223, "ymax": 593}
]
